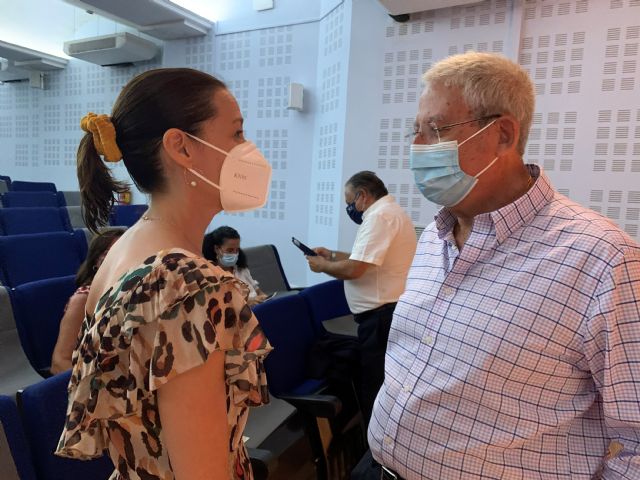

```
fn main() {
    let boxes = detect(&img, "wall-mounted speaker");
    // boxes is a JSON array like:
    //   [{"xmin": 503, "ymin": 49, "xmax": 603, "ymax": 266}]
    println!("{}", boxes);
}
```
[{"xmin": 287, "ymin": 82, "xmax": 304, "ymax": 111}]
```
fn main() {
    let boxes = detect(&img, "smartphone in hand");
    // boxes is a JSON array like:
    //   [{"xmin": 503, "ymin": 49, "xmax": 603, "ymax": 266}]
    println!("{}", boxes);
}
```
[{"xmin": 292, "ymin": 237, "xmax": 317, "ymax": 256}]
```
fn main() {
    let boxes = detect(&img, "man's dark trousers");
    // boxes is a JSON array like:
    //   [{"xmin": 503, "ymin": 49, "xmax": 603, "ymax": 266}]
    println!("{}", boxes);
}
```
[{"xmin": 353, "ymin": 302, "xmax": 396, "ymax": 428}]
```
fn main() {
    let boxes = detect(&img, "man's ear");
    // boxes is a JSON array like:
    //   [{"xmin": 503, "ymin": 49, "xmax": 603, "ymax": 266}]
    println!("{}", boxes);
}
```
[
  {"xmin": 357, "ymin": 189, "xmax": 368, "ymax": 207},
  {"xmin": 495, "ymin": 115, "xmax": 520, "ymax": 155},
  {"xmin": 162, "ymin": 128, "xmax": 194, "ymax": 169}
]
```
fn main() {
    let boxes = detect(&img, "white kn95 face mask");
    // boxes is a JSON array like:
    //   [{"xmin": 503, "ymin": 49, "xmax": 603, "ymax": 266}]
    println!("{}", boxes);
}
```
[{"xmin": 186, "ymin": 133, "xmax": 272, "ymax": 213}]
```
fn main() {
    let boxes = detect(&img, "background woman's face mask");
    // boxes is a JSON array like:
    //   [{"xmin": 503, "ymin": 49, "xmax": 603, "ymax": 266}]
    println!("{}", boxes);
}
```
[
  {"xmin": 218, "ymin": 252, "xmax": 239, "ymax": 267},
  {"xmin": 410, "ymin": 119, "xmax": 498, "ymax": 207},
  {"xmin": 186, "ymin": 133, "xmax": 272, "ymax": 213}
]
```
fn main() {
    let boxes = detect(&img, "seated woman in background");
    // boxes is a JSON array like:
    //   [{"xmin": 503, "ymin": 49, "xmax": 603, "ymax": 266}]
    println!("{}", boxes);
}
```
[
  {"xmin": 203, "ymin": 226, "xmax": 269, "ymax": 306},
  {"xmin": 50, "ymin": 228, "xmax": 123, "ymax": 375}
]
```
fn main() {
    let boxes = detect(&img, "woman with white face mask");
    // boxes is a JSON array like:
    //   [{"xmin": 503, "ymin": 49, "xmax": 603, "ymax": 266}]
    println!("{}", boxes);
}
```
[
  {"xmin": 56, "ymin": 68, "xmax": 273, "ymax": 480},
  {"xmin": 203, "ymin": 226, "xmax": 268, "ymax": 306}
]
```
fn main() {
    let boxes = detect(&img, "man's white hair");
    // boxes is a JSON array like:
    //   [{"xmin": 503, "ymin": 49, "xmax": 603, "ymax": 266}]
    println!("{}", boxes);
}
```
[{"xmin": 423, "ymin": 51, "xmax": 535, "ymax": 155}]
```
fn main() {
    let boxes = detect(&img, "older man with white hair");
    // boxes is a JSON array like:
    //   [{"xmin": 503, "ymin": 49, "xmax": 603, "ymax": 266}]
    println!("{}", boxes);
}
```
[{"xmin": 362, "ymin": 52, "xmax": 640, "ymax": 480}]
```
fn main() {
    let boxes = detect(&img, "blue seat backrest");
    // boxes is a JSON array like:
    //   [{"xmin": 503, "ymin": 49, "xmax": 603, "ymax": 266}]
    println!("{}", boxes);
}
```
[
  {"xmin": 299, "ymin": 280, "xmax": 350, "ymax": 335},
  {"xmin": 253, "ymin": 295, "xmax": 318, "ymax": 396},
  {"xmin": 109, "ymin": 204, "xmax": 147, "ymax": 227},
  {"xmin": 11, "ymin": 181, "xmax": 57, "ymax": 192},
  {"xmin": 0, "ymin": 231, "xmax": 87, "ymax": 287},
  {"xmin": 1, "ymin": 191, "xmax": 66, "ymax": 208},
  {"xmin": 10, "ymin": 275, "xmax": 77, "ymax": 372},
  {"xmin": 0, "ymin": 207, "xmax": 72, "ymax": 235},
  {"xmin": 19, "ymin": 371, "xmax": 114, "ymax": 480},
  {"xmin": 0, "ymin": 395, "xmax": 37, "ymax": 480}
]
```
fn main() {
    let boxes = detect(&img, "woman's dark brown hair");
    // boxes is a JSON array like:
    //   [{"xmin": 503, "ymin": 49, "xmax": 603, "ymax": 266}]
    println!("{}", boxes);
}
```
[
  {"xmin": 202, "ymin": 226, "xmax": 248, "ymax": 269},
  {"xmin": 75, "ymin": 228, "xmax": 124, "ymax": 287},
  {"xmin": 78, "ymin": 68, "xmax": 227, "ymax": 232}
]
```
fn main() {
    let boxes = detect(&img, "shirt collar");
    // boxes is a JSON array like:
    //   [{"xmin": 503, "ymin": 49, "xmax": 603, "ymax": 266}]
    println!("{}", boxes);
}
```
[
  {"xmin": 363, "ymin": 194, "xmax": 394, "ymax": 221},
  {"xmin": 434, "ymin": 164, "xmax": 555, "ymax": 243}
]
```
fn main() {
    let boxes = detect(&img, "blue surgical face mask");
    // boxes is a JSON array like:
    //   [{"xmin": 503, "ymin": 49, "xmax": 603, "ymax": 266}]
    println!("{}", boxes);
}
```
[
  {"xmin": 410, "ymin": 119, "xmax": 499, "ymax": 207},
  {"xmin": 346, "ymin": 192, "xmax": 363, "ymax": 225},
  {"xmin": 219, "ymin": 252, "xmax": 239, "ymax": 267}
]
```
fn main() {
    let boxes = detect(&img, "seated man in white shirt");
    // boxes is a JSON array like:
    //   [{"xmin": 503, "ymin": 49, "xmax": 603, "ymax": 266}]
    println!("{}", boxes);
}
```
[{"xmin": 307, "ymin": 171, "xmax": 417, "ymax": 427}]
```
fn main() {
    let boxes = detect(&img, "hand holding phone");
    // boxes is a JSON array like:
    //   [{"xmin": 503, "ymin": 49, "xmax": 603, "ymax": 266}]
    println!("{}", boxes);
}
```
[{"xmin": 292, "ymin": 237, "xmax": 317, "ymax": 256}]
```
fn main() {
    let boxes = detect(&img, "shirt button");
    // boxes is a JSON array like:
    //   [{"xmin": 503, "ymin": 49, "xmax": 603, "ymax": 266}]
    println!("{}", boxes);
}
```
[
  {"xmin": 442, "ymin": 286, "xmax": 454, "ymax": 296},
  {"xmin": 402, "ymin": 385, "xmax": 411, "ymax": 392},
  {"xmin": 422, "ymin": 335, "xmax": 433, "ymax": 345},
  {"xmin": 384, "ymin": 436, "xmax": 393, "ymax": 445}
]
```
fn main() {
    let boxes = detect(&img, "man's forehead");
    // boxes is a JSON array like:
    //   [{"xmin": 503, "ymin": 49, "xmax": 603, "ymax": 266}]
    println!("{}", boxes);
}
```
[{"xmin": 416, "ymin": 86, "xmax": 464, "ymax": 122}]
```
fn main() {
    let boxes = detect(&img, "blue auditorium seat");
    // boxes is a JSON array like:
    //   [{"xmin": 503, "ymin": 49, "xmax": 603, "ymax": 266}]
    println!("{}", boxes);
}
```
[
  {"xmin": 18, "ymin": 371, "xmax": 114, "ymax": 480},
  {"xmin": 109, "ymin": 204, "xmax": 147, "ymax": 227},
  {"xmin": 0, "ymin": 231, "xmax": 87, "ymax": 287},
  {"xmin": 1, "ymin": 191, "xmax": 66, "ymax": 208},
  {"xmin": 254, "ymin": 295, "xmax": 325, "ymax": 397},
  {"xmin": 10, "ymin": 275, "xmax": 76, "ymax": 373},
  {"xmin": 253, "ymin": 293, "xmax": 365, "ymax": 479},
  {"xmin": 0, "ymin": 207, "xmax": 72, "ymax": 235},
  {"xmin": 299, "ymin": 280, "xmax": 351, "ymax": 335},
  {"xmin": 10, "ymin": 181, "xmax": 57, "ymax": 192},
  {"xmin": 0, "ymin": 395, "xmax": 37, "ymax": 480}
]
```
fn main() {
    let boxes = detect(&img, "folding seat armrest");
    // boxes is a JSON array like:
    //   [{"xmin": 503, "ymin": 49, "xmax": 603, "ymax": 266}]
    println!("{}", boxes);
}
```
[
  {"xmin": 279, "ymin": 393, "xmax": 342, "ymax": 418},
  {"xmin": 247, "ymin": 447, "xmax": 277, "ymax": 480}
]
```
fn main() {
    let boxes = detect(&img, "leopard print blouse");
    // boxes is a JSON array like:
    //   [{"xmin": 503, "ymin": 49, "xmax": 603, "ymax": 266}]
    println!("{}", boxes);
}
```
[{"xmin": 55, "ymin": 249, "xmax": 272, "ymax": 479}]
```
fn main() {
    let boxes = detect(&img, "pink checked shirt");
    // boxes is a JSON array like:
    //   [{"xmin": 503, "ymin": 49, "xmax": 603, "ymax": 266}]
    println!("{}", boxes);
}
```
[{"xmin": 369, "ymin": 165, "xmax": 640, "ymax": 479}]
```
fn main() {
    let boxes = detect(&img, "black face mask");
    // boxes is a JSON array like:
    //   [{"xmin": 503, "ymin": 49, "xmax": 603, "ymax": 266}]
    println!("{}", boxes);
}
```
[{"xmin": 345, "ymin": 192, "xmax": 363, "ymax": 225}]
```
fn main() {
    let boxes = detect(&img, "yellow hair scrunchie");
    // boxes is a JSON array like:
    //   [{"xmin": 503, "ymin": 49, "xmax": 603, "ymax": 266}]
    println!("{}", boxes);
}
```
[{"xmin": 80, "ymin": 112, "xmax": 123, "ymax": 163}]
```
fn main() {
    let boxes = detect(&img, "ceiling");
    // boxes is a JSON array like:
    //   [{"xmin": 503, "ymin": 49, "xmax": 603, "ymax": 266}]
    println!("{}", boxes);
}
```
[{"xmin": 62, "ymin": 0, "xmax": 213, "ymax": 40}]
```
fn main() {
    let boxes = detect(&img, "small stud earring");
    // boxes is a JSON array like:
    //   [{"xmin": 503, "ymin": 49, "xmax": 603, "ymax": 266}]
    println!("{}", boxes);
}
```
[{"xmin": 190, "ymin": 180, "xmax": 197, "ymax": 187}]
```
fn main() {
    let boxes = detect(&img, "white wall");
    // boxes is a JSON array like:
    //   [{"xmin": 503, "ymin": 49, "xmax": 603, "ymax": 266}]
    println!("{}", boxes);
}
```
[
  {"xmin": 339, "ymin": 0, "xmax": 640, "ymax": 244},
  {"xmin": 1, "ymin": 0, "xmax": 639, "ymax": 288}
]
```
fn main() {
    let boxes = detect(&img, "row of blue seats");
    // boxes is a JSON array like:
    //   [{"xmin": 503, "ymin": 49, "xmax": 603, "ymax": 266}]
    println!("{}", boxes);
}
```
[
  {"xmin": 0, "ymin": 231, "xmax": 88, "ymax": 287},
  {"xmin": 0, "ymin": 176, "xmax": 76, "ymax": 207},
  {"xmin": 1, "ymin": 191, "xmax": 68, "ymax": 208},
  {"xmin": 0, "ymin": 204, "xmax": 148, "ymax": 236},
  {"xmin": 0, "ymin": 190, "xmax": 82, "ymax": 207},
  {"xmin": 0, "ymin": 178, "xmax": 58, "ymax": 192},
  {"xmin": 7, "ymin": 276, "xmax": 77, "ymax": 373},
  {"xmin": 0, "ymin": 207, "xmax": 74, "ymax": 235}
]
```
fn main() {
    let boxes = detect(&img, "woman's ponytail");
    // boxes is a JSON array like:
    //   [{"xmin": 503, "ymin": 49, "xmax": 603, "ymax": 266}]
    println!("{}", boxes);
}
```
[{"xmin": 77, "ymin": 133, "xmax": 128, "ymax": 233}]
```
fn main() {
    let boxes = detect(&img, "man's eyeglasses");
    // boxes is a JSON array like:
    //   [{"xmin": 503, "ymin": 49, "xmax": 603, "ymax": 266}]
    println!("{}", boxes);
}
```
[{"xmin": 407, "ymin": 114, "xmax": 501, "ymax": 143}]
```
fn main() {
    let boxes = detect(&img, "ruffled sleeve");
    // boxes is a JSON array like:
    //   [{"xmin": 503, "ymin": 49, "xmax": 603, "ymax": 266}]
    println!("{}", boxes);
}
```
[
  {"xmin": 56, "ymin": 251, "xmax": 272, "ymax": 460},
  {"xmin": 147, "ymin": 255, "xmax": 272, "ymax": 406}
]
